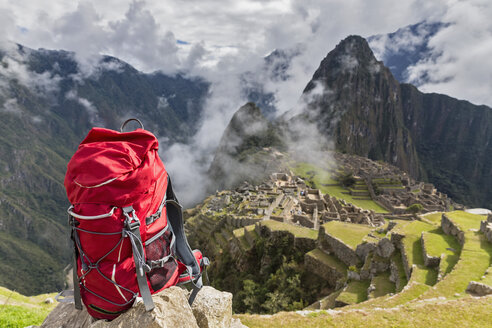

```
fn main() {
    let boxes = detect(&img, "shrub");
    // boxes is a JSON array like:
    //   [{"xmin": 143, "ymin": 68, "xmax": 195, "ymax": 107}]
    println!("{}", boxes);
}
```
[{"xmin": 406, "ymin": 203, "xmax": 424, "ymax": 214}]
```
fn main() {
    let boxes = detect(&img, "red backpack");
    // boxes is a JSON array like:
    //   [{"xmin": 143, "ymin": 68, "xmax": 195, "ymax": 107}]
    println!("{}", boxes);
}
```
[{"xmin": 64, "ymin": 119, "xmax": 208, "ymax": 320}]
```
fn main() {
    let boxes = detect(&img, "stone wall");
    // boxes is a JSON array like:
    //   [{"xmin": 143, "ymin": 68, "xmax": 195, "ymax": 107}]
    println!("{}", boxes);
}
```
[
  {"xmin": 320, "ymin": 229, "xmax": 360, "ymax": 266},
  {"xmin": 305, "ymin": 252, "xmax": 346, "ymax": 287},
  {"xmin": 256, "ymin": 222, "xmax": 316, "ymax": 253},
  {"xmin": 480, "ymin": 214, "xmax": 492, "ymax": 243},
  {"xmin": 391, "ymin": 232, "xmax": 412, "ymax": 280},
  {"xmin": 421, "ymin": 232, "xmax": 440, "ymax": 267},
  {"xmin": 441, "ymin": 213, "xmax": 465, "ymax": 245},
  {"xmin": 293, "ymin": 214, "xmax": 314, "ymax": 228}
]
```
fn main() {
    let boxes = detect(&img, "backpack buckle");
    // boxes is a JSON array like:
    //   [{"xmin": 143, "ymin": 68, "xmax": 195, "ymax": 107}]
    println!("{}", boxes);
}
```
[{"xmin": 122, "ymin": 206, "xmax": 140, "ymax": 230}]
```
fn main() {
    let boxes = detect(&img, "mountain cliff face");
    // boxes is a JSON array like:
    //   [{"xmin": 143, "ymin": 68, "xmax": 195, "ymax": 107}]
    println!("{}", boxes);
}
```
[
  {"xmin": 0, "ymin": 44, "xmax": 208, "ymax": 294},
  {"xmin": 208, "ymin": 102, "xmax": 285, "ymax": 190},
  {"xmin": 301, "ymin": 36, "xmax": 492, "ymax": 207}
]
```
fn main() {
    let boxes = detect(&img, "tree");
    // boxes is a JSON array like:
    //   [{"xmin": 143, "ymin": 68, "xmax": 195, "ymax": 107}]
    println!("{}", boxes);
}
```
[{"xmin": 406, "ymin": 203, "xmax": 424, "ymax": 214}]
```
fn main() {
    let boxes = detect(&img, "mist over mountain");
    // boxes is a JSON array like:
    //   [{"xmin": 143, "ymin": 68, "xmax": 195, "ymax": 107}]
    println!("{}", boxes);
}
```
[
  {"xmin": 299, "ymin": 35, "xmax": 492, "ymax": 208},
  {"xmin": 0, "ymin": 43, "xmax": 208, "ymax": 294},
  {"xmin": 0, "ymin": 25, "xmax": 491, "ymax": 296}
]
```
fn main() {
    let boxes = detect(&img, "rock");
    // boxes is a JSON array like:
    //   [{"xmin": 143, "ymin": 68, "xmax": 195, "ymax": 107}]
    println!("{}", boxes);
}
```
[
  {"xmin": 466, "ymin": 281, "xmax": 492, "ymax": 296},
  {"xmin": 376, "ymin": 238, "xmax": 395, "ymax": 258},
  {"xmin": 44, "ymin": 298, "xmax": 54, "ymax": 304},
  {"xmin": 191, "ymin": 286, "xmax": 233, "ymax": 328},
  {"xmin": 40, "ymin": 286, "xmax": 242, "ymax": 328}
]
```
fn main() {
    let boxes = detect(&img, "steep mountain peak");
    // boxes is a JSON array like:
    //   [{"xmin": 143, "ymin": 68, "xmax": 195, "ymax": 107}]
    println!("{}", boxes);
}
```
[{"xmin": 304, "ymin": 35, "xmax": 383, "ymax": 95}]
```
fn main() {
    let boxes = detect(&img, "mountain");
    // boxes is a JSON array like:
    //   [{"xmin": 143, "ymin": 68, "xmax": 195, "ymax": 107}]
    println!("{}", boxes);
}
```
[
  {"xmin": 300, "ymin": 35, "xmax": 492, "ymax": 208},
  {"xmin": 0, "ymin": 44, "xmax": 209, "ymax": 295},
  {"xmin": 208, "ymin": 102, "xmax": 286, "ymax": 190}
]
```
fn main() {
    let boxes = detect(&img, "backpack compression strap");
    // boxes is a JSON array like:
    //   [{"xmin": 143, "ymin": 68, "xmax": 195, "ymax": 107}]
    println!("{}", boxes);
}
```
[
  {"xmin": 123, "ymin": 206, "xmax": 154, "ymax": 312},
  {"xmin": 165, "ymin": 177, "xmax": 203, "ymax": 304}
]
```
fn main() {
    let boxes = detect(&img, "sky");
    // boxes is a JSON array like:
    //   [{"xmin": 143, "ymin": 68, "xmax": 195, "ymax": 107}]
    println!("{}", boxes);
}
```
[
  {"xmin": 1, "ymin": 0, "xmax": 491, "ymax": 204},
  {"xmin": 1, "ymin": 0, "xmax": 491, "ymax": 107}
]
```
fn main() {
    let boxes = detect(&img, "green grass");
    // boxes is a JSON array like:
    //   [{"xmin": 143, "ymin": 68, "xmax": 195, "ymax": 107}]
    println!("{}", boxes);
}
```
[
  {"xmin": 306, "ymin": 249, "xmax": 347, "ymax": 273},
  {"xmin": 336, "ymin": 280, "xmax": 370, "ymax": 305},
  {"xmin": 422, "ymin": 230, "xmax": 461, "ymax": 275},
  {"xmin": 261, "ymin": 219, "xmax": 318, "ymax": 240},
  {"xmin": 291, "ymin": 163, "xmax": 388, "ymax": 213},
  {"xmin": 415, "ymin": 231, "xmax": 492, "ymax": 300},
  {"xmin": 393, "ymin": 221, "xmax": 434, "ymax": 268},
  {"xmin": 392, "ymin": 220, "xmax": 439, "ymax": 285},
  {"xmin": 446, "ymin": 211, "xmax": 485, "ymax": 231},
  {"xmin": 236, "ymin": 295, "xmax": 492, "ymax": 328},
  {"xmin": 233, "ymin": 227, "xmax": 246, "ymax": 238},
  {"xmin": 369, "ymin": 272, "xmax": 395, "ymax": 298},
  {"xmin": 421, "ymin": 212, "xmax": 444, "ymax": 225},
  {"xmin": 322, "ymin": 221, "xmax": 375, "ymax": 249},
  {"xmin": 479, "ymin": 267, "xmax": 492, "ymax": 286},
  {"xmin": 0, "ymin": 305, "xmax": 53, "ymax": 328},
  {"xmin": 0, "ymin": 287, "xmax": 57, "ymax": 328}
]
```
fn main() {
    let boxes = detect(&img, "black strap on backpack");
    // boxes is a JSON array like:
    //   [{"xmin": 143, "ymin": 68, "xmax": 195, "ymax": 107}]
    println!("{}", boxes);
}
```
[{"xmin": 165, "ymin": 177, "xmax": 204, "ymax": 304}]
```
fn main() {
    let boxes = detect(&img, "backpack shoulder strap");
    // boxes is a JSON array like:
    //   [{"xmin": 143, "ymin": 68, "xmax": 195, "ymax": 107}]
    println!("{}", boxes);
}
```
[{"xmin": 165, "ymin": 177, "xmax": 203, "ymax": 304}]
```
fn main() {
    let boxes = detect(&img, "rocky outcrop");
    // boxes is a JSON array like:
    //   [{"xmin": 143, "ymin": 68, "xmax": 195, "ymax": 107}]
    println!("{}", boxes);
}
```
[
  {"xmin": 466, "ymin": 281, "xmax": 492, "ymax": 296},
  {"xmin": 376, "ymin": 238, "xmax": 395, "ymax": 259},
  {"xmin": 300, "ymin": 34, "xmax": 492, "ymax": 208},
  {"xmin": 39, "ymin": 287, "xmax": 244, "ymax": 328}
]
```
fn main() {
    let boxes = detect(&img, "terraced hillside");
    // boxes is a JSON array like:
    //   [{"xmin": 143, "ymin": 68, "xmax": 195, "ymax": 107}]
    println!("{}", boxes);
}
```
[
  {"xmin": 235, "ymin": 210, "xmax": 492, "ymax": 327},
  {"xmin": 184, "ymin": 150, "xmax": 488, "ymax": 318}
]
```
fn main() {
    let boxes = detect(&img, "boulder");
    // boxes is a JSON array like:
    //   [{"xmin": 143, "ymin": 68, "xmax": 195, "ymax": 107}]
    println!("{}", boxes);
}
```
[
  {"xmin": 466, "ymin": 281, "xmax": 492, "ymax": 296},
  {"xmin": 40, "ymin": 286, "xmax": 242, "ymax": 328},
  {"xmin": 191, "ymin": 286, "xmax": 233, "ymax": 328},
  {"xmin": 376, "ymin": 238, "xmax": 395, "ymax": 258}
]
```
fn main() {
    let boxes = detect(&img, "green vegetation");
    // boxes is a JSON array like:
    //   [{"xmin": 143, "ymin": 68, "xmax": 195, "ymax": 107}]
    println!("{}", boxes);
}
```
[
  {"xmin": 422, "ymin": 212, "xmax": 444, "ymax": 225},
  {"xmin": 336, "ymin": 280, "xmax": 370, "ymax": 304},
  {"xmin": 261, "ymin": 220, "xmax": 318, "ymax": 240},
  {"xmin": 406, "ymin": 203, "xmax": 424, "ymax": 214},
  {"xmin": 306, "ymin": 249, "xmax": 347, "ymax": 273},
  {"xmin": 237, "ymin": 296, "xmax": 492, "ymax": 328},
  {"xmin": 422, "ymin": 230, "xmax": 461, "ymax": 275},
  {"xmin": 292, "ymin": 163, "xmax": 388, "ymax": 213},
  {"xmin": 322, "ymin": 221, "xmax": 375, "ymax": 249},
  {"xmin": 369, "ymin": 272, "xmax": 395, "ymax": 298},
  {"xmin": 417, "ymin": 232, "xmax": 492, "ymax": 300},
  {"xmin": 0, "ymin": 287, "xmax": 57, "ymax": 328},
  {"xmin": 446, "ymin": 211, "xmax": 485, "ymax": 231},
  {"xmin": 210, "ymin": 232, "xmax": 331, "ymax": 314}
]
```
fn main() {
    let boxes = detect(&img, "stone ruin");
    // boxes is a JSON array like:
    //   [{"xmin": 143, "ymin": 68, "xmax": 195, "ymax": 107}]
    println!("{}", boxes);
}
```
[{"xmin": 332, "ymin": 152, "xmax": 454, "ymax": 213}]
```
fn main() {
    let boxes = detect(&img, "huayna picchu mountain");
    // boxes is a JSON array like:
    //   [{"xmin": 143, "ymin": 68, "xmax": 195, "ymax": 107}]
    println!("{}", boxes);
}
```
[{"xmin": 301, "ymin": 35, "xmax": 492, "ymax": 208}]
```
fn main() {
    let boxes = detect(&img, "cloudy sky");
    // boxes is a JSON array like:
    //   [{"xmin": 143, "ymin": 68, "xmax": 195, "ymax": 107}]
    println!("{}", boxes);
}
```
[
  {"xmin": 1, "ymin": 0, "xmax": 491, "ymax": 108},
  {"xmin": 1, "ymin": 0, "xmax": 491, "ymax": 204}
]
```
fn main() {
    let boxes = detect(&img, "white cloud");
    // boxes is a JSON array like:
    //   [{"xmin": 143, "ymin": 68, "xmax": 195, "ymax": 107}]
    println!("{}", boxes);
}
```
[
  {"xmin": 406, "ymin": 0, "xmax": 492, "ymax": 106},
  {"xmin": 65, "ymin": 89, "xmax": 101, "ymax": 125},
  {"xmin": 1, "ymin": 98, "xmax": 21, "ymax": 115},
  {"xmin": 0, "ymin": 46, "xmax": 62, "ymax": 97},
  {"xmin": 1, "ymin": 0, "xmax": 491, "ymax": 203}
]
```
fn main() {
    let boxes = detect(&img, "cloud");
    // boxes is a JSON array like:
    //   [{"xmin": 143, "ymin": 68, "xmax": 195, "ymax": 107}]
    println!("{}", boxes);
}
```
[
  {"xmin": 0, "ymin": 46, "xmax": 62, "ymax": 97},
  {"xmin": 1, "ymin": 98, "xmax": 22, "ymax": 115},
  {"xmin": 2, "ymin": 0, "xmax": 492, "ymax": 204},
  {"xmin": 65, "ymin": 89, "xmax": 102, "ymax": 125},
  {"xmin": 406, "ymin": 0, "xmax": 492, "ymax": 106}
]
